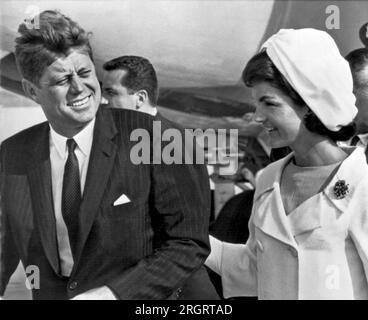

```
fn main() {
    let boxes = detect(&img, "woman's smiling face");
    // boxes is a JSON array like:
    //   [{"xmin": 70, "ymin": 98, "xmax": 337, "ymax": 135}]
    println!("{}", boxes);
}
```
[{"xmin": 252, "ymin": 82, "xmax": 308, "ymax": 149}]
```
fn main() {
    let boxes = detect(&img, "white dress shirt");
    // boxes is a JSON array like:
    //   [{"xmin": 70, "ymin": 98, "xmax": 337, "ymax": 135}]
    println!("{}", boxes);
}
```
[
  {"xmin": 338, "ymin": 134, "xmax": 368, "ymax": 149},
  {"xmin": 356, "ymin": 133, "xmax": 368, "ymax": 148},
  {"xmin": 49, "ymin": 119, "xmax": 95, "ymax": 276},
  {"xmin": 144, "ymin": 106, "xmax": 158, "ymax": 116}
]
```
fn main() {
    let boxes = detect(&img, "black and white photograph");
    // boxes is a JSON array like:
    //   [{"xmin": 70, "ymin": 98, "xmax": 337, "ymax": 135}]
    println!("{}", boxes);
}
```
[{"xmin": 1, "ymin": 0, "xmax": 368, "ymax": 305}]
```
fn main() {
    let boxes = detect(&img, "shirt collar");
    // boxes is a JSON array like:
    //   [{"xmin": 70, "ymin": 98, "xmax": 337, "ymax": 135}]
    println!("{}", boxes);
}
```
[
  {"xmin": 145, "ymin": 107, "xmax": 158, "ymax": 116},
  {"xmin": 49, "ymin": 118, "xmax": 95, "ymax": 158},
  {"xmin": 341, "ymin": 133, "xmax": 368, "ymax": 148},
  {"xmin": 357, "ymin": 133, "xmax": 368, "ymax": 147}
]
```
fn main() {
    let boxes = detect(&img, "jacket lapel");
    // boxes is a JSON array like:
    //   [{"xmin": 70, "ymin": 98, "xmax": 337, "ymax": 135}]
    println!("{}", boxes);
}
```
[
  {"xmin": 27, "ymin": 124, "xmax": 60, "ymax": 275},
  {"xmin": 254, "ymin": 147, "xmax": 366, "ymax": 244},
  {"xmin": 72, "ymin": 110, "xmax": 118, "ymax": 270},
  {"xmin": 253, "ymin": 184, "xmax": 298, "ymax": 250},
  {"xmin": 269, "ymin": 147, "xmax": 366, "ymax": 238},
  {"xmin": 323, "ymin": 146, "xmax": 366, "ymax": 213},
  {"xmin": 286, "ymin": 194, "xmax": 322, "ymax": 236},
  {"xmin": 253, "ymin": 154, "xmax": 298, "ymax": 249}
]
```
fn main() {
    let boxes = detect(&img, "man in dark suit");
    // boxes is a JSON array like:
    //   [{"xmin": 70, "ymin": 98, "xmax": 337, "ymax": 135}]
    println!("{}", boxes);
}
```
[
  {"xmin": 0, "ymin": 10, "xmax": 211, "ymax": 300},
  {"xmin": 102, "ymin": 55, "xmax": 219, "ymax": 299},
  {"xmin": 345, "ymin": 48, "xmax": 368, "ymax": 159}
]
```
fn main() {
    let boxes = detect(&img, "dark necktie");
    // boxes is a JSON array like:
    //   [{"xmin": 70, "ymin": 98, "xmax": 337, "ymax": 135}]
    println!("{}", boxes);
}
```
[
  {"xmin": 62, "ymin": 139, "xmax": 81, "ymax": 257},
  {"xmin": 351, "ymin": 136, "xmax": 360, "ymax": 146}
]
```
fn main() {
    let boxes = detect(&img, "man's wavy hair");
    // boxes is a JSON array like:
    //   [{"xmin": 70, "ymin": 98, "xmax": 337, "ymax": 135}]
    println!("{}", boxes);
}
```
[{"xmin": 15, "ymin": 10, "xmax": 93, "ymax": 85}]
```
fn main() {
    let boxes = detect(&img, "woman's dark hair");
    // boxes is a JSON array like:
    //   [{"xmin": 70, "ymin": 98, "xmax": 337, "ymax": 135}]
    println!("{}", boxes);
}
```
[
  {"xmin": 303, "ymin": 110, "xmax": 356, "ymax": 142},
  {"xmin": 242, "ymin": 50, "xmax": 356, "ymax": 142}
]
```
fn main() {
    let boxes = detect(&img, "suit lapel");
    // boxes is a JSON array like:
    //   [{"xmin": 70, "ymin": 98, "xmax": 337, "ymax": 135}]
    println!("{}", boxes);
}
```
[
  {"xmin": 27, "ymin": 124, "xmax": 60, "ymax": 275},
  {"xmin": 253, "ymin": 154, "xmax": 298, "ymax": 250},
  {"xmin": 286, "ymin": 194, "xmax": 322, "ymax": 236},
  {"xmin": 72, "ymin": 110, "xmax": 118, "ymax": 270},
  {"xmin": 253, "ymin": 184, "xmax": 299, "ymax": 250}
]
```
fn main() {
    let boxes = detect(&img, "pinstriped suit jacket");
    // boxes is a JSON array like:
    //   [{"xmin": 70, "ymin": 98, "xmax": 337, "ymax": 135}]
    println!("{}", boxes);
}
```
[{"xmin": 0, "ymin": 108, "xmax": 211, "ymax": 299}]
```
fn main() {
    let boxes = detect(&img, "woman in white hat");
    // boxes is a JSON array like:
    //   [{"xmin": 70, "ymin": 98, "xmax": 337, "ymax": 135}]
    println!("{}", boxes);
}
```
[{"xmin": 206, "ymin": 28, "xmax": 368, "ymax": 300}]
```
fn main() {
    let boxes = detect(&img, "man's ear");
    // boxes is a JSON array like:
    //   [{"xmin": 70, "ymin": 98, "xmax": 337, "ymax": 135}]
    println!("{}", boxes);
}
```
[
  {"xmin": 135, "ymin": 90, "xmax": 149, "ymax": 108},
  {"xmin": 22, "ymin": 79, "xmax": 40, "ymax": 104}
]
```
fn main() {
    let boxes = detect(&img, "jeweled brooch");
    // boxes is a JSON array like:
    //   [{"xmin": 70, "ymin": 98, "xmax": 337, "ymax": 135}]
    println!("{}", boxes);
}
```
[{"xmin": 333, "ymin": 180, "xmax": 349, "ymax": 199}]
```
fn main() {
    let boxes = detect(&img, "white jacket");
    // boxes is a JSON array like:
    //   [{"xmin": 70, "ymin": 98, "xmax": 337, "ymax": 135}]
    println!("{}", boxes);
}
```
[{"xmin": 206, "ymin": 147, "xmax": 368, "ymax": 299}]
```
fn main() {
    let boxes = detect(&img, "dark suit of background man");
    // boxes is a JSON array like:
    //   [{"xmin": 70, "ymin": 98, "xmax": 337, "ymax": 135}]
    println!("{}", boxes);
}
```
[
  {"xmin": 102, "ymin": 55, "xmax": 219, "ymax": 299},
  {"xmin": 0, "ymin": 10, "xmax": 211, "ymax": 300},
  {"xmin": 346, "ymin": 48, "xmax": 368, "ymax": 159}
]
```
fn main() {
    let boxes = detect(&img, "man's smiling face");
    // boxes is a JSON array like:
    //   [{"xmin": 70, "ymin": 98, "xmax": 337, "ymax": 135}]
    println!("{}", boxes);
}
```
[{"xmin": 32, "ymin": 50, "xmax": 101, "ymax": 136}]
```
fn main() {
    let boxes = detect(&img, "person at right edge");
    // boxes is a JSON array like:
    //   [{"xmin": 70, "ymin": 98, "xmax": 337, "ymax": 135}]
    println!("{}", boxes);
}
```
[
  {"xmin": 346, "ymin": 47, "xmax": 368, "ymax": 160},
  {"xmin": 206, "ymin": 28, "xmax": 368, "ymax": 299}
]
